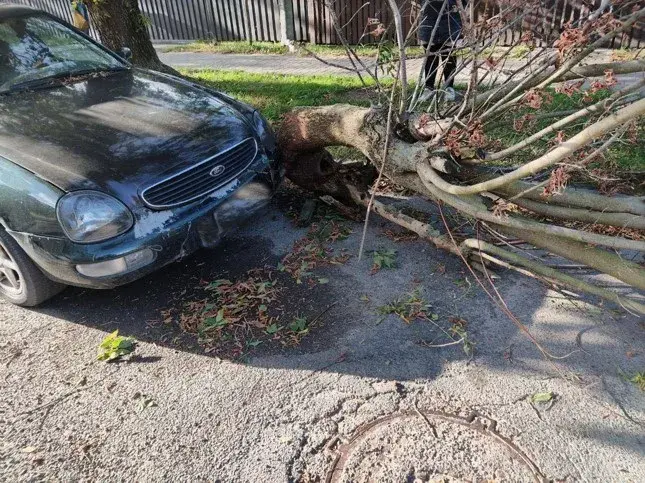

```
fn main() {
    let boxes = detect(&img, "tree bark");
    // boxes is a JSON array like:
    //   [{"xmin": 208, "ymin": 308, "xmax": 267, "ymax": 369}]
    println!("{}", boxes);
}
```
[
  {"xmin": 277, "ymin": 104, "xmax": 459, "ymax": 197},
  {"xmin": 86, "ymin": 0, "xmax": 171, "ymax": 72}
]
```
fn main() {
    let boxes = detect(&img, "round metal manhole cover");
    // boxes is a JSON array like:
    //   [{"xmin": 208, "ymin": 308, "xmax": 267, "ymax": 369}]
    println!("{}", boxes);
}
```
[{"xmin": 325, "ymin": 410, "xmax": 548, "ymax": 483}]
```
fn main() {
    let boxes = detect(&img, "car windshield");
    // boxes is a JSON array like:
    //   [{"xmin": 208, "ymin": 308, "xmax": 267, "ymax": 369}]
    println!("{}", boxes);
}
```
[{"xmin": 0, "ymin": 14, "xmax": 126, "ymax": 93}]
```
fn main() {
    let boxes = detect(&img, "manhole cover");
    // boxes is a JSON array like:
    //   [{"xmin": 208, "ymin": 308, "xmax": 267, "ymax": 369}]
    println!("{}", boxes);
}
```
[{"xmin": 326, "ymin": 409, "xmax": 548, "ymax": 482}]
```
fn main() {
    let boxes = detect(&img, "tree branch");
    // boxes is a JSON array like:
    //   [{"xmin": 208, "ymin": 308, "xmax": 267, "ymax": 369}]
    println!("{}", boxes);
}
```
[
  {"xmin": 417, "ymin": 165, "xmax": 645, "ymax": 252},
  {"xmin": 461, "ymin": 239, "xmax": 645, "ymax": 316},
  {"xmin": 418, "ymin": 97, "xmax": 645, "ymax": 196}
]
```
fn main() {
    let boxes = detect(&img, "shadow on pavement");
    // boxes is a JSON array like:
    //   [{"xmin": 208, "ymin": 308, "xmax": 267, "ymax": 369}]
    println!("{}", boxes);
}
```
[{"xmin": 30, "ymin": 196, "xmax": 645, "ymax": 389}]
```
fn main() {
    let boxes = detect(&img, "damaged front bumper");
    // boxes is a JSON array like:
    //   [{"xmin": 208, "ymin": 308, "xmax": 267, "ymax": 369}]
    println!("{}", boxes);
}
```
[{"xmin": 9, "ymin": 166, "xmax": 281, "ymax": 289}]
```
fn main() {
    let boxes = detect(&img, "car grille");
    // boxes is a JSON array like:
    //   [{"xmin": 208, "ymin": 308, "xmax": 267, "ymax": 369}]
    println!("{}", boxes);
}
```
[{"xmin": 141, "ymin": 138, "xmax": 258, "ymax": 209}]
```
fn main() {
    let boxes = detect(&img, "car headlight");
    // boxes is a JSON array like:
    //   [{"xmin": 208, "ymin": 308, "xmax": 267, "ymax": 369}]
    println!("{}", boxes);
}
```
[
  {"xmin": 253, "ymin": 110, "xmax": 276, "ymax": 155},
  {"xmin": 56, "ymin": 190, "xmax": 134, "ymax": 243}
]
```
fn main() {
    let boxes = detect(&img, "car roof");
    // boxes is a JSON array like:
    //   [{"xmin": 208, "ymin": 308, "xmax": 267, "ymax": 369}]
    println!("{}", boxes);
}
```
[{"xmin": 0, "ymin": 3, "xmax": 40, "ymax": 20}]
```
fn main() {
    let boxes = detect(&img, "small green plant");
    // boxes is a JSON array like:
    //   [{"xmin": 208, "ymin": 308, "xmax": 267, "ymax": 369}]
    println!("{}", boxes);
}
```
[
  {"xmin": 629, "ymin": 372, "xmax": 645, "ymax": 391},
  {"xmin": 371, "ymin": 249, "xmax": 397, "ymax": 273},
  {"xmin": 531, "ymin": 391, "xmax": 554, "ymax": 404},
  {"xmin": 97, "ymin": 330, "xmax": 136, "ymax": 362},
  {"xmin": 140, "ymin": 14, "xmax": 152, "ymax": 28},
  {"xmin": 202, "ymin": 308, "xmax": 229, "ymax": 331},
  {"xmin": 284, "ymin": 315, "xmax": 312, "ymax": 345},
  {"xmin": 509, "ymin": 43, "xmax": 532, "ymax": 59},
  {"xmin": 377, "ymin": 289, "xmax": 432, "ymax": 324},
  {"xmin": 288, "ymin": 315, "xmax": 309, "ymax": 334},
  {"xmin": 448, "ymin": 317, "xmax": 475, "ymax": 356},
  {"xmin": 377, "ymin": 41, "xmax": 397, "ymax": 76}
]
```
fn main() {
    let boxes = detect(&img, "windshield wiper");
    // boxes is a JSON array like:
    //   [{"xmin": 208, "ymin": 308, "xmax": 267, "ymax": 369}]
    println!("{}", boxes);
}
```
[
  {"xmin": 3, "ymin": 66, "xmax": 130, "ymax": 94},
  {"xmin": 63, "ymin": 66, "xmax": 130, "ymax": 78},
  {"xmin": 1, "ymin": 76, "xmax": 63, "ymax": 94}
]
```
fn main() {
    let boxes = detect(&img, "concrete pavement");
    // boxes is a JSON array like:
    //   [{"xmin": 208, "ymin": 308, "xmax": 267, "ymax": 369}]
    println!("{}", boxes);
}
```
[
  {"xmin": 159, "ymin": 50, "xmax": 400, "ymax": 76},
  {"xmin": 2, "ymin": 192, "xmax": 644, "ymax": 481}
]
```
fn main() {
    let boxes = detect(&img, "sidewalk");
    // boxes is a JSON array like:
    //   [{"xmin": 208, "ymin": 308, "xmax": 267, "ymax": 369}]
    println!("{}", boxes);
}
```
[
  {"xmin": 158, "ymin": 51, "xmax": 392, "ymax": 76},
  {"xmin": 157, "ymin": 48, "xmax": 641, "ymax": 89},
  {"xmin": 157, "ymin": 51, "xmax": 507, "ymax": 86}
]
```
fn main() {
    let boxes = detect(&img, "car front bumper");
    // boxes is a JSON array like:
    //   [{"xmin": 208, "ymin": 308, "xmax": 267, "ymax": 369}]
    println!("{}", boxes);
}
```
[{"xmin": 8, "ymin": 163, "xmax": 282, "ymax": 289}]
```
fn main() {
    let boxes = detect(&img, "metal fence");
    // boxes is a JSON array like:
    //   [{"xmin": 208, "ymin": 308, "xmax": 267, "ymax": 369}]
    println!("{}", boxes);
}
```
[{"xmin": 12, "ymin": 0, "xmax": 644, "ymax": 47}]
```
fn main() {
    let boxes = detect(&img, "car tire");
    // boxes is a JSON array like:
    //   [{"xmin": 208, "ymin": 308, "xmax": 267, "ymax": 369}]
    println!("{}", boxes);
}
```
[{"xmin": 0, "ymin": 227, "xmax": 66, "ymax": 307}]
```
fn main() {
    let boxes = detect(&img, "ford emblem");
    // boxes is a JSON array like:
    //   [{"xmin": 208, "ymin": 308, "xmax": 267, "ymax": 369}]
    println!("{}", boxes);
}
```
[{"xmin": 209, "ymin": 165, "xmax": 226, "ymax": 177}]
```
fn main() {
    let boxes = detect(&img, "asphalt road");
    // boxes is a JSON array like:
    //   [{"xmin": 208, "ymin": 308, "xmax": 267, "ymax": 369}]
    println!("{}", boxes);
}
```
[{"xmin": 2, "ymin": 192, "xmax": 644, "ymax": 481}]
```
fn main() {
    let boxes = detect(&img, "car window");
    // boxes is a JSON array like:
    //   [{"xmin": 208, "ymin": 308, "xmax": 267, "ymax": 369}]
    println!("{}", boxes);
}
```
[{"xmin": 0, "ymin": 14, "xmax": 125, "ymax": 91}]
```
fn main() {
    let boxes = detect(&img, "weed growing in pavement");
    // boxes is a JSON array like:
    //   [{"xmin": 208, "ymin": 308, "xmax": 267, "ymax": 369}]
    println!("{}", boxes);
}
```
[
  {"xmin": 378, "ymin": 289, "xmax": 475, "ymax": 356},
  {"xmin": 620, "ymin": 370, "xmax": 645, "ymax": 392},
  {"xmin": 370, "ymin": 249, "xmax": 397, "ymax": 274},
  {"xmin": 377, "ymin": 289, "xmax": 434, "ymax": 324},
  {"xmin": 630, "ymin": 372, "xmax": 645, "ymax": 391}
]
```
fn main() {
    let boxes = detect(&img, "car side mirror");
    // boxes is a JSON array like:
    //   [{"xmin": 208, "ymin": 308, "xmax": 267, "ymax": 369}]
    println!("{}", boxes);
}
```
[{"xmin": 117, "ymin": 47, "xmax": 132, "ymax": 61}]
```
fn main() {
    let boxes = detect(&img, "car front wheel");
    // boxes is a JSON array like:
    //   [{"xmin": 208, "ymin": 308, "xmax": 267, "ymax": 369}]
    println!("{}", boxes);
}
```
[{"xmin": 0, "ymin": 227, "xmax": 65, "ymax": 307}]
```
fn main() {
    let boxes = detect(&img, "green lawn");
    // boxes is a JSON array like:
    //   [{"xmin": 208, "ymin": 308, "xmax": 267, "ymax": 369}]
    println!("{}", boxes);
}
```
[
  {"xmin": 165, "ymin": 40, "xmax": 538, "ymax": 60},
  {"xmin": 166, "ymin": 40, "xmax": 424, "ymax": 57},
  {"xmin": 182, "ymin": 68, "xmax": 379, "ymax": 122},
  {"xmin": 169, "ymin": 41, "xmax": 290, "ymax": 55},
  {"xmin": 184, "ymin": 69, "xmax": 644, "ymax": 172},
  {"xmin": 486, "ymin": 90, "xmax": 645, "ymax": 171}
]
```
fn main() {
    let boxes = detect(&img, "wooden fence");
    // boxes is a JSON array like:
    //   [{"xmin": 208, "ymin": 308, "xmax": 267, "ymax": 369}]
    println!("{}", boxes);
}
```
[{"xmin": 14, "ymin": 0, "xmax": 644, "ymax": 47}]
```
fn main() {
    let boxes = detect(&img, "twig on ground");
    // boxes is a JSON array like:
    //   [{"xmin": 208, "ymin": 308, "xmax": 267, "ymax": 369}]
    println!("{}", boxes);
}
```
[{"xmin": 414, "ymin": 399, "xmax": 439, "ymax": 438}]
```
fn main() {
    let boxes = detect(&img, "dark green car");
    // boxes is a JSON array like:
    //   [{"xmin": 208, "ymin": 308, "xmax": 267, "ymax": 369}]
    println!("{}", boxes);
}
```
[{"xmin": 0, "ymin": 5, "xmax": 282, "ymax": 306}]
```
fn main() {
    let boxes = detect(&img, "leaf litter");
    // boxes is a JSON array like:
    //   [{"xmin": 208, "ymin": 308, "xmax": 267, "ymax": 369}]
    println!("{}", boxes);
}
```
[{"xmin": 163, "ymin": 218, "xmax": 351, "ymax": 359}]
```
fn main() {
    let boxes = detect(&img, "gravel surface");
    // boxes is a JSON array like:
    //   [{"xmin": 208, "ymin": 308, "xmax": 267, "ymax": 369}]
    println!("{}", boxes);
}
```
[{"xmin": 2, "ymin": 193, "xmax": 644, "ymax": 482}]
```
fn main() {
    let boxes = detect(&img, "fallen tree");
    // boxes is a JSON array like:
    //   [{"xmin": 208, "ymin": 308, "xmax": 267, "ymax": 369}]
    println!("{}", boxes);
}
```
[
  {"xmin": 94, "ymin": 0, "xmax": 644, "ymax": 314},
  {"xmin": 278, "ymin": 0, "xmax": 645, "ymax": 315}
]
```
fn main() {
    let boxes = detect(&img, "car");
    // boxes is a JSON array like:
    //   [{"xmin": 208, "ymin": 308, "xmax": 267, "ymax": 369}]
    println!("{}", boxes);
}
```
[{"xmin": 0, "ymin": 4, "xmax": 283, "ymax": 307}]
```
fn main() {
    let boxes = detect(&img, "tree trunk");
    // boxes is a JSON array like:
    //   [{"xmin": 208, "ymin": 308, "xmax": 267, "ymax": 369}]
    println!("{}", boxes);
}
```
[
  {"xmin": 278, "ymin": 105, "xmax": 458, "ymax": 199},
  {"xmin": 86, "ymin": 0, "xmax": 170, "ymax": 72}
]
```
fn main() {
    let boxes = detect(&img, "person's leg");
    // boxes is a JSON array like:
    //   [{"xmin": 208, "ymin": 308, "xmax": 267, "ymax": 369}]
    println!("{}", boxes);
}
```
[
  {"xmin": 441, "ymin": 41, "xmax": 457, "ymax": 88},
  {"xmin": 424, "ymin": 43, "xmax": 442, "ymax": 90}
]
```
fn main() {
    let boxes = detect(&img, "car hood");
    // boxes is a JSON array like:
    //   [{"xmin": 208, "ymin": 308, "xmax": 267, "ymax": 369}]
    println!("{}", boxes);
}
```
[{"xmin": 0, "ymin": 69, "xmax": 257, "ymax": 206}]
